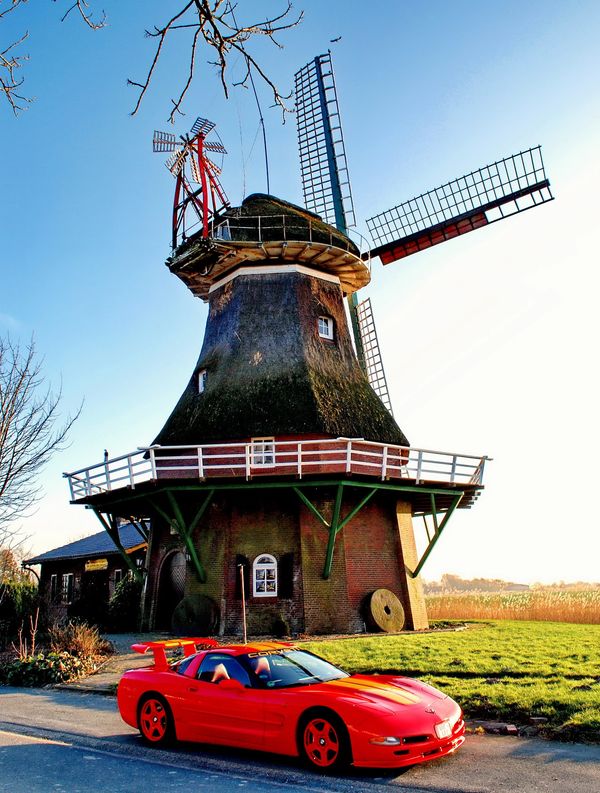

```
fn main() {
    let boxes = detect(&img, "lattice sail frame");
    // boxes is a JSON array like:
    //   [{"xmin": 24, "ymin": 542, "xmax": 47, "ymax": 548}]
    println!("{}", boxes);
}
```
[
  {"xmin": 366, "ymin": 146, "xmax": 553, "ymax": 264},
  {"xmin": 295, "ymin": 52, "xmax": 356, "ymax": 233},
  {"xmin": 295, "ymin": 53, "xmax": 394, "ymax": 412},
  {"xmin": 356, "ymin": 298, "xmax": 393, "ymax": 415},
  {"xmin": 153, "ymin": 117, "xmax": 230, "ymax": 248}
]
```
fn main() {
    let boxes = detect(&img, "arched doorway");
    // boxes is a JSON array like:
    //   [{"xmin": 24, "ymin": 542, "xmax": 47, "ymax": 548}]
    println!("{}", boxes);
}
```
[{"xmin": 155, "ymin": 550, "xmax": 186, "ymax": 630}]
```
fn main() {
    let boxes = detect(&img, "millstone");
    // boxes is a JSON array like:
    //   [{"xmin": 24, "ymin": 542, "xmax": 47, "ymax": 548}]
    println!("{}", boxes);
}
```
[{"xmin": 368, "ymin": 588, "xmax": 405, "ymax": 632}]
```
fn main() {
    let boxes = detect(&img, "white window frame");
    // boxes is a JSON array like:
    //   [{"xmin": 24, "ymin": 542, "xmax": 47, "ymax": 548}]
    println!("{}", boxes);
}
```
[
  {"xmin": 114, "ymin": 568, "xmax": 124, "ymax": 586},
  {"xmin": 318, "ymin": 315, "xmax": 334, "ymax": 340},
  {"xmin": 61, "ymin": 573, "xmax": 74, "ymax": 604},
  {"xmin": 198, "ymin": 369, "xmax": 208, "ymax": 393},
  {"xmin": 50, "ymin": 574, "xmax": 58, "ymax": 601},
  {"xmin": 253, "ymin": 554, "xmax": 277, "ymax": 598},
  {"xmin": 251, "ymin": 437, "xmax": 275, "ymax": 467}
]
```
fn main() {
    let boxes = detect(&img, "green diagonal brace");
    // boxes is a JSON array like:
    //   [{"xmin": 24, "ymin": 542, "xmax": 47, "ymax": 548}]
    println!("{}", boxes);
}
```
[
  {"xmin": 293, "ymin": 485, "xmax": 378, "ymax": 579},
  {"xmin": 167, "ymin": 491, "xmax": 208, "ymax": 584},
  {"xmin": 323, "ymin": 484, "xmax": 344, "ymax": 579},
  {"xmin": 93, "ymin": 509, "xmax": 142, "ymax": 582},
  {"xmin": 293, "ymin": 487, "xmax": 330, "ymax": 528},
  {"xmin": 409, "ymin": 492, "xmax": 464, "ymax": 578},
  {"xmin": 148, "ymin": 492, "xmax": 211, "ymax": 584}
]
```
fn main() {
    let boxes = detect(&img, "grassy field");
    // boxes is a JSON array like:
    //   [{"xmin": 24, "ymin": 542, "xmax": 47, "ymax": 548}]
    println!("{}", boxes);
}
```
[
  {"xmin": 425, "ymin": 590, "xmax": 600, "ymax": 624},
  {"xmin": 303, "ymin": 621, "xmax": 600, "ymax": 743}
]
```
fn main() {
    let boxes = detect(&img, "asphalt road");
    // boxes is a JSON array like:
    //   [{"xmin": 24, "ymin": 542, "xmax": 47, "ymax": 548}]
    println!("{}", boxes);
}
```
[{"xmin": 1, "ymin": 687, "xmax": 599, "ymax": 793}]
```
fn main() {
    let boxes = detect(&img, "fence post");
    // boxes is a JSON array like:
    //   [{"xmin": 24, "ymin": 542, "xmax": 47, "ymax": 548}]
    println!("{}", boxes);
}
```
[
  {"xmin": 346, "ymin": 440, "xmax": 352, "ymax": 474},
  {"xmin": 245, "ymin": 444, "xmax": 251, "ymax": 480},
  {"xmin": 382, "ymin": 446, "xmax": 388, "ymax": 480},
  {"xmin": 149, "ymin": 447, "xmax": 157, "ymax": 480},
  {"xmin": 198, "ymin": 447, "xmax": 204, "ymax": 479},
  {"xmin": 297, "ymin": 443, "xmax": 302, "ymax": 478},
  {"xmin": 450, "ymin": 455, "xmax": 457, "ymax": 484},
  {"xmin": 416, "ymin": 450, "xmax": 423, "ymax": 483},
  {"xmin": 127, "ymin": 455, "xmax": 135, "ymax": 489}
]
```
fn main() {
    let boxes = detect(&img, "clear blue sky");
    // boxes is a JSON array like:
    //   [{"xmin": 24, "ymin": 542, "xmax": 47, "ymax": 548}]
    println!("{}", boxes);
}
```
[{"xmin": 2, "ymin": 1, "xmax": 599, "ymax": 583}]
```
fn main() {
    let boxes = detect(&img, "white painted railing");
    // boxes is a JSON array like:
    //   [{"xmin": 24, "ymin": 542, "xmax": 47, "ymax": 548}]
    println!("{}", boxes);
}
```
[{"xmin": 64, "ymin": 438, "xmax": 488, "ymax": 501}]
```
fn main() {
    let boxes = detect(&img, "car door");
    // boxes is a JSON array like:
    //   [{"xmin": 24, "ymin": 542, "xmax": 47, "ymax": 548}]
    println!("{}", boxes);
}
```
[{"xmin": 181, "ymin": 652, "xmax": 266, "ymax": 749}]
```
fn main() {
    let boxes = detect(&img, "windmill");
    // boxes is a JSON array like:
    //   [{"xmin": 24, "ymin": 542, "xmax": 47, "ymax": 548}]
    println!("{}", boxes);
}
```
[
  {"xmin": 153, "ymin": 117, "xmax": 230, "ymax": 247},
  {"xmin": 294, "ymin": 52, "xmax": 553, "ymax": 411},
  {"xmin": 64, "ymin": 54, "xmax": 553, "ymax": 638}
]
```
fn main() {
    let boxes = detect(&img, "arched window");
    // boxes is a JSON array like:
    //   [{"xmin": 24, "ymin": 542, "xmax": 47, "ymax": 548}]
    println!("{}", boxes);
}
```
[
  {"xmin": 198, "ymin": 369, "xmax": 207, "ymax": 393},
  {"xmin": 253, "ymin": 554, "xmax": 277, "ymax": 597}
]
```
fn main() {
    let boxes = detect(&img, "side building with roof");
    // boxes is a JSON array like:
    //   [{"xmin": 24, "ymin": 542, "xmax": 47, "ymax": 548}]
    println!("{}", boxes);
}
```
[{"xmin": 24, "ymin": 524, "xmax": 147, "ymax": 622}]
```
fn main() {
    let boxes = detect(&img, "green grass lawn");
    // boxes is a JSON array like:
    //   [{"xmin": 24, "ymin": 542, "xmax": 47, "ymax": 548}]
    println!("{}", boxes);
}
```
[{"xmin": 303, "ymin": 621, "xmax": 600, "ymax": 743}]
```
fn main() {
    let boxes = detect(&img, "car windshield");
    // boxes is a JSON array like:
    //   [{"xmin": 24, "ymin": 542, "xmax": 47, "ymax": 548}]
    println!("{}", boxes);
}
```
[{"xmin": 243, "ymin": 649, "xmax": 348, "ymax": 689}]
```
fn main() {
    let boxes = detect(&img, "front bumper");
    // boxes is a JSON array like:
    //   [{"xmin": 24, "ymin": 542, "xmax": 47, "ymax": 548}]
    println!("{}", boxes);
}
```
[{"xmin": 352, "ymin": 718, "xmax": 466, "ymax": 769}]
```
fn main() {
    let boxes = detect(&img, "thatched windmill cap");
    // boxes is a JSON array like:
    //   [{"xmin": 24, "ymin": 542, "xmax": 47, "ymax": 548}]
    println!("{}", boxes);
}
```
[{"xmin": 168, "ymin": 193, "xmax": 370, "ymax": 300}]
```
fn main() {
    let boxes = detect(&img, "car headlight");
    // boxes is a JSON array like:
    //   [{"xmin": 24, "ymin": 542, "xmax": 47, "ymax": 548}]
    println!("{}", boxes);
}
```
[
  {"xmin": 369, "ymin": 736, "xmax": 402, "ymax": 746},
  {"xmin": 434, "ymin": 721, "xmax": 452, "ymax": 739}
]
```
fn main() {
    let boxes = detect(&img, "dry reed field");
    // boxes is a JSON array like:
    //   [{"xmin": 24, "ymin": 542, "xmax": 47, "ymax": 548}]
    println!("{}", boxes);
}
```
[{"xmin": 425, "ymin": 589, "xmax": 600, "ymax": 624}]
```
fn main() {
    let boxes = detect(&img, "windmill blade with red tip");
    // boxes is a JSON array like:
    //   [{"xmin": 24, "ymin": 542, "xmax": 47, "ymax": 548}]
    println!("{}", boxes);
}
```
[
  {"xmin": 153, "ymin": 130, "xmax": 182, "ymax": 153},
  {"xmin": 366, "ymin": 146, "xmax": 553, "ymax": 265}
]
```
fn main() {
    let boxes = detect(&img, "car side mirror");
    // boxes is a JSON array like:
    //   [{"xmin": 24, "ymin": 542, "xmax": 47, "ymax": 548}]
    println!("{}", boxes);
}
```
[{"xmin": 218, "ymin": 678, "xmax": 245, "ymax": 692}]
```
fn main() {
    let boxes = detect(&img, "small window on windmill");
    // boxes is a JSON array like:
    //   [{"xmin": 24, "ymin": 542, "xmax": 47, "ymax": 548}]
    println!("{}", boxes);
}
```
[
  {"xmin": 253, "ymin": 554, "xmax": 277, "ymax": 597},
  {"xmin": 198, "ymin": 369, "xmax": 208, "ymax": 393},
  {"xmin": 251, "ymin": 437, "xmax": 275, "ymax": 467},
  {"xmin": 318, "ymin": 316, "xmax": 334, "ymax": 340}
]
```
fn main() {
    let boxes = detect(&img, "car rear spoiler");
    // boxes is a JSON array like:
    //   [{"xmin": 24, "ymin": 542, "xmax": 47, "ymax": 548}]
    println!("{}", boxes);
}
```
[{"xmin": 131, "ymin": 638, "xmax": 219, "ymax": 671}]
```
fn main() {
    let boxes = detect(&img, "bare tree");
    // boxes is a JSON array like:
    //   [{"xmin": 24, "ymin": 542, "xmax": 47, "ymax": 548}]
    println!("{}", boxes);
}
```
[
  {"xmin": 0, "ymin": 336, "xmax": 80, "ymax": 544},
  {"xmin": 1, "ymin": 1, "xmax": 303, "ymax": 118}
]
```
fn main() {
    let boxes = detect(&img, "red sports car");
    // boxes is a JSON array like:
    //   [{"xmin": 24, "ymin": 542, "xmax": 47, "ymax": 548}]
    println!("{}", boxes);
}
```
[{"xmin": 117, "ymin": 638, "xmax": 465, "ymax": 772}]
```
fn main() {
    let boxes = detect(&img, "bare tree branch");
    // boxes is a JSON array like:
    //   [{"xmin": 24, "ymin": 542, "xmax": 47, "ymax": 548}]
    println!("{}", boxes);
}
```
[
  {"xmin": 129, "ymin": 0, "xmax": 303, "ymax": 123},
  {"xmin": 2, "ymin": 2, "xmax": 303, "ymax": 122},
  {"xmin": 58, "ymin": 0, "xmax": 106, "ymax": 30},
  {"xmin": 0, "ymin": 336, "xmax": 81, "ymax": 544},
  {"xmin": 0, "ymin": 1, "xmax": 31, "ymax": 114}
]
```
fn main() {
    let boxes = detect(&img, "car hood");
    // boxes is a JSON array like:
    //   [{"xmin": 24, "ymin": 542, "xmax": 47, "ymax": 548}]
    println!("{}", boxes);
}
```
[{"xmin": 312, "ymin": 674, "xmax": 450, "ymax": 713}]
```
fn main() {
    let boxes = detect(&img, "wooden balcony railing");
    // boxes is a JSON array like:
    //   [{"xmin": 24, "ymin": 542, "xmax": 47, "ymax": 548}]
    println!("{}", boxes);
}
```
[{"xmin": 64, "ymin": 438, "xmax": 488, "ymax": 501}]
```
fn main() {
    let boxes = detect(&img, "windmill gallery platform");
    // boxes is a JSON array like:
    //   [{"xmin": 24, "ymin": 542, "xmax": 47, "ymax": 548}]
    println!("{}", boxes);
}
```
[{"xmin": 64, "ymin": 191, "xmax": 488, "ymax": 637}]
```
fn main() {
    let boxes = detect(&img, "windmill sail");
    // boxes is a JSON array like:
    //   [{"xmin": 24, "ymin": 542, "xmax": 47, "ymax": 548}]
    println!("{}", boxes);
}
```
[
  {"xmin": 366, "ymin": 146, "xmax": 553, "ymax": 264},
  {"xmin": 295, "ymin": 52, "xmax": 355, "ymax": 233},
  {"xmin": 356, "ymin": 298, "xmax": 393, "ymax": 415}
]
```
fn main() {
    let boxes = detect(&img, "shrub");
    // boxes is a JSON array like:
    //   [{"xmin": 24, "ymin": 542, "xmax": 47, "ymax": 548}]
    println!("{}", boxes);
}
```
[
  {"xmin": 49, "ymin": 621, "xmax": 113, "ymax": 657},
  {"xmin": 0, "ymin": 651, "xmax": 100, "ymax": 687},
  {"xmin": 0, "ymin": 582, "xmax": 38, "ymax": 648},
  {"xmin": 107, "ymin": 576, "xmax": 143, "ymax": 632}
]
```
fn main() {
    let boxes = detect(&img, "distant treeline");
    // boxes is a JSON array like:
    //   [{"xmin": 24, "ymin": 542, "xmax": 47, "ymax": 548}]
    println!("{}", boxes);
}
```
[{"xmin": 423, "ymin": 573, "xmax": 600, "ymax": 594}]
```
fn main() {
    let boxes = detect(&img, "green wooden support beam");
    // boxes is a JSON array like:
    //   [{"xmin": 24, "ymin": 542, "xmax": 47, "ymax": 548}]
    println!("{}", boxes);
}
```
[
  {"xmin": 92, "ymin": 509, "xmax": 143, "ymax": 582},
  {"xmin": 336, "ymin": 488, "xmax": 377, "ymax": 533},
  {"xmin": 409, "ymin": 492, "xmax": 464, "ymax": 578},
  {"xmin": 292, "ymin": 487, "xmax": 330, "ymax": 528},
  {"xmin": 149, "ymin": 492, "xmax": 211, "ymax": 584},
  {"xmin": 293, "ymin": 485, "xmax": 377, "ymax": 579},
  {"xmin": 91, "ymin": 477, "xmax": 467, "ymax": 509},
  {"xmin": 323, "ymin": 484, "xmax": 344, "ymax": 579}
]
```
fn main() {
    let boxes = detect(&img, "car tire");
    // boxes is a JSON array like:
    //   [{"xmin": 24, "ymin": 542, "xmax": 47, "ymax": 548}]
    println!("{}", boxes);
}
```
[
  {"xmin": 298, "ymin": 709, "xmax": 351, "ymax": 772},
  {"xmin": 137, "ymin": 693, "xmax": 175, "ymax": 746}
]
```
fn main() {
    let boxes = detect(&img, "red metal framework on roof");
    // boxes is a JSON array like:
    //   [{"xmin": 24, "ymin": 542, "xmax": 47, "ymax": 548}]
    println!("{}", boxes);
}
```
[{"xmin": 153, "ymin": 117, "xmax": 230, "ymax": 248}]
